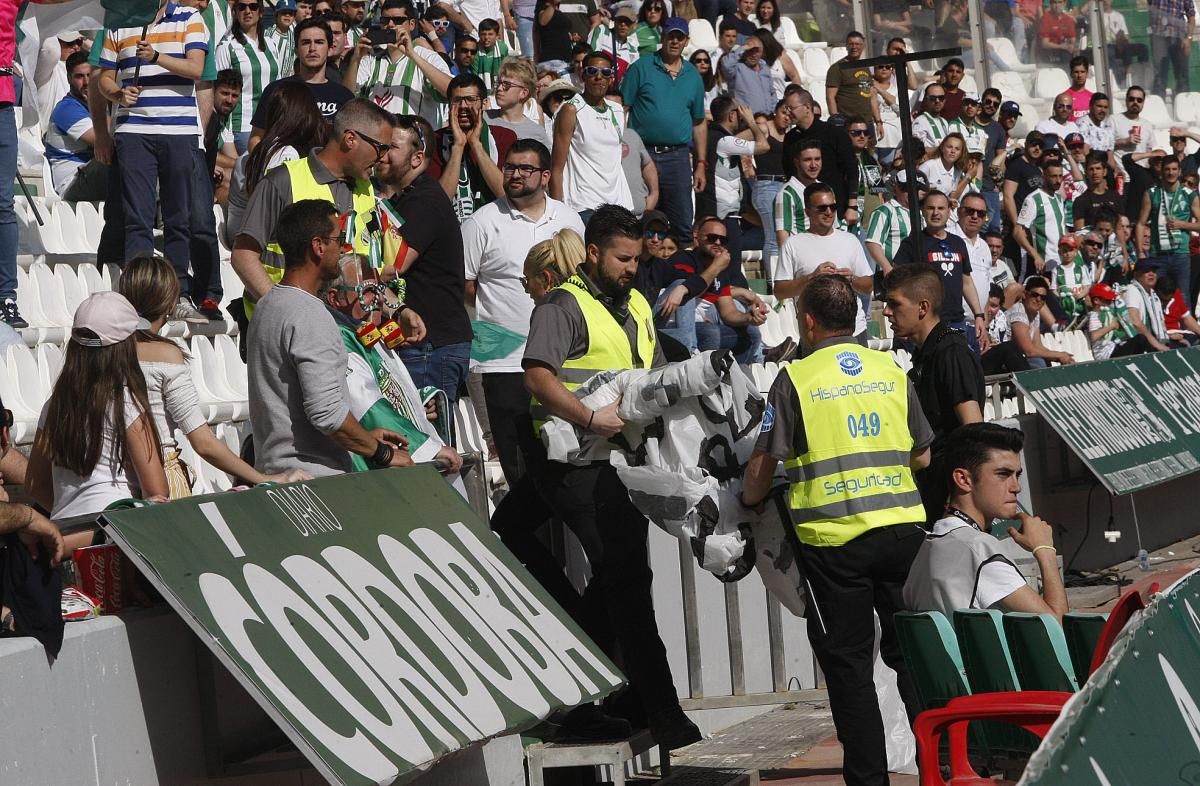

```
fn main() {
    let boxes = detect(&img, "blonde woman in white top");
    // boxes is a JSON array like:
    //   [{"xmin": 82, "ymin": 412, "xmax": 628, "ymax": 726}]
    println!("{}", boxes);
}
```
[
  {"xmin": 118, "ymin": 256, "xmax": 310, "ymax": 497},
  {"xmin": 919, "ymin": 132, "xmax": 977, "ymax": 213}
]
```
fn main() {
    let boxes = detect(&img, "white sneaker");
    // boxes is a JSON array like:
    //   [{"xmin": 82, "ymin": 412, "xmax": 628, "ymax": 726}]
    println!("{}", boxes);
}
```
[{"xmin": 172, "ymin": 296, "xmax": 207, "ymax": 324}]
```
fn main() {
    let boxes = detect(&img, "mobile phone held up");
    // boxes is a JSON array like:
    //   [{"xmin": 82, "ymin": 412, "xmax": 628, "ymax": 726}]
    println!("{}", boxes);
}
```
[{"xmin": 365, "ymin": 27, "xmax": 397, "ymax": 48}]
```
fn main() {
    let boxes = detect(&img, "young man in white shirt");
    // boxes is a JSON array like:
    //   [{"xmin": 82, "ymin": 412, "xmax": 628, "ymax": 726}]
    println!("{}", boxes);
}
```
[
  {"xmin": 776, "ymin": 182, "xmax": 874, "ymax": 343},
  {"xmin": 904, "ymin": 422, "xmax": 1068, "ymax": 622}
]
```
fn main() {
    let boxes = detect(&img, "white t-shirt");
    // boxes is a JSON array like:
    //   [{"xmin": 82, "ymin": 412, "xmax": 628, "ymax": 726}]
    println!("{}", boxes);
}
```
[
  {"xmin": 919, "ymin": 157, "xmax": 964, "ymax": 199},
  {"xmin": 440, "ymin": 0, "xmax": 502, "ymax": 30},
  {"xmin": 39, "ymin": 397, "xmax": 147, "ymax": 520},
  {"xmin": 777, "ymin": 229, "xmax": 872, "ymax": 335},
  {"xmin": 1034, "ymin": 118, "xmax": 1080, "ymax": 140},
  {"xmin": 559, "ymin": 95, "xmax": 632, "ymax": 212},
  {"xmin": 1111, "ymin": 113, "xmax": 1157, "ymax": 167},
  {"xmin": 1006, "ymin": 302, "xmax": 1039, "ymax": 342},
  {"xmin": 906, "ymin": 516, "xmax": 1028, "ymax": 611},
  {"xmin": 461, "ymin": 196, "xmax": 586, "ymax": 372}
]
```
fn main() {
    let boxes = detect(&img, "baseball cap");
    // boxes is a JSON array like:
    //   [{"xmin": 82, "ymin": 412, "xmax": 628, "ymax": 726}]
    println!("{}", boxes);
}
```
[
  {"xmin": 613, "ymin": 4, "xmax": 638, "ymax": 21},
  {"xmin": 1133, "ymin": 258, "xmax": 1160, "ymax": 274},
  {"xmin": 1000, "ymin": 100, "xmax": 1022, "ymax": 116},
  {"xmin": 1089, "ymin": 283, "xmax": 1118, "ymax": 301},
  {"xmin": 1065, "ymin": 132, "xmax": 1085, "ymax": 148},
  {"xmin": 57, "ymin": 30, "xmax": 84, "ymax": 42},
  {"xmin": 961, "ymin": 92, "xmax": 980, "ymax": 104},
  {"xmin": 1058, "ymin": 234, "xmax": 1078, "ymax": 249},
  {"xmin": 71, "ymin": 292, "xmax": 150, "ymax": 347},
  {"xmin": 1041, "ymin": 133, "xmax": 1061, "ymax": 151},
  {"xmin": 663, "ymin": 16, "xmax": 690, "ymax": 35},
  {"xmin": 642, "ymin": 209, "xmax": 670, "ymax": 231},
  {"xmin": 275, "ymin": 0, "xmax": 298, "ymax": 11},
  {"xmin": 894, "ymin": 168, "xmax": 929, "ymax": 191}
]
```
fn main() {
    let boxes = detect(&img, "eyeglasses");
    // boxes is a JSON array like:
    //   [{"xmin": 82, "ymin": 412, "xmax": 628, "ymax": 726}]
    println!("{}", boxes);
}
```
[
  {"xmin": 1026, "ymin": 140, "xmax": 1043, "ymax": 148},
  {"xmin": 704, "ymin": 233, "xmax": 728, "ymax": 245},
  {"xmin": 810, "ymin": 203, "xmax": 837, "ymax": 213},
  {"xmin": 235, "ymin": 2, "xmax": 260, "ymax": 10},
  {"xmin": 692, "ymin": 57, "xmax": 711, "ymax": 64},
  {"xmin": 432, "ymin": 18, "xmax": 450, "ymax": 27},
  {"xmin": 451, "ymin": 94, "xmax": 482, "ymax": 104},
  {"xmin": 960, "ymin": 206, "xmax": 987, "ymax": 218},
  {"xmin": 502, "ymin": 163, "xmax": 544, "ymax": 176},
  {"xmin": 926, "ymin": 94, "xmax": 945, "ymax": 102},
  {"xmin": 317, "ymin": 234, "xmax": 343, "ymax": 245},
  {"xmin": 458, "ymin": 46, "xmax": 478, "ymax": 54},
  {"xmin": 848, "ymin": 129, "xmax": 868, "ymax": 137},
  {"xmin": 381, "ymin": 15, "xmax": 408, "ymax": 24},
  {"xmin": 982, "ymin": 99, "xmax": 1000, "ymax": 106},
  {"xmin": 351, "ymin": 128, "xmax": 392, "ymax": 160},
  {"xmin": 495, "ymin": 79, "xmax": 525, "ymax": 92},
  {"xmin": 1171, "ymin": 136, "xmax": 1186, "ymax": 143},
  {"xmin": 1084, "ymin": 239, "xmax": 1102, "ymax": 247},
  {"xmin": 1027, "ymin": 290, "xmax": 1048, "ymax": 301},
  {"xmin": 584, "ymin": 66, "xmax": 613, "ymax": 77},
  {"xmin": 644, "ymin": 229, "xmax": 668, "ymax": 240}
]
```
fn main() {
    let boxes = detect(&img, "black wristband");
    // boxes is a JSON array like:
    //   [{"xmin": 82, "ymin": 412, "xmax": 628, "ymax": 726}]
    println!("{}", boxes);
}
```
[
  {"xmin": 370, "ymin": 440, "xmax": 393, "ymax": 468},
  {"xmin": 151, "ymin": 50, "xmax": 160, "ymax": 63}
]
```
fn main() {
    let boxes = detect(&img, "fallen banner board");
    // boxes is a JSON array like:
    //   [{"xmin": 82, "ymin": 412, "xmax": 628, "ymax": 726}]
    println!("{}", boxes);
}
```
[
  {"xmin": 1019, "ymin": 568, "xmax": 1200, "ymax": 785},
  {"xmin": 1012, "ymin": 347, "xmax": 1200, "ymax": 495},
  {"xmin": 100, "ymin": 467, "xmax": 624, "ymax": 786}
]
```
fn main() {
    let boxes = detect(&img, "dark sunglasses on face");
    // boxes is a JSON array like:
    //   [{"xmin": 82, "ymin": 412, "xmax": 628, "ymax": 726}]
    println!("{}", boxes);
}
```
[
  {"xmin": 1027, "ymin": 290, "xmax": 1048, "ymax": 300},
  {"xmin": 983, "ymin": 99, "xmax": 999, "ymax": 106},
  {"xmin": 1127, "ymin": 96, "xmax": 1144, "ymax": 102},
  {"xmin": 235, "ymin": 2, "xmax": 260, "ymax": 10},
  {"xmin": 1054, "ymin": 103, "xmax": 1072, "ymax": 110},
  {"xmin": 810, "ymin": 203, "xmax": 837, "ymax": 213},
  {"xmin": 584, "ymin": 66, "xmax": 613, "ymax": 77},
  {"xmin": 459, "ymin": 46, "xmax": 477, "ymax": 53},
  {"xmin": 848, "ymin": 129, "xmax": 868, "ymax": 137},
  {"xmin": 381, "ymin": 15, "xmax": 408, "ymax": 24},
  {"xmin": 960, "ymin": 207, "xmax": 987, "ymax": 218},
  {"xmin": 1084, "ymin": 239, "xmax": 1102, "ymax": 247},
  {"xmin": 704, "ymin": 233, "xmax": 728, "ymax": 245},
  {"xmin": 644, "ymin": 229, "xmax": 668, "ymax": 240}
]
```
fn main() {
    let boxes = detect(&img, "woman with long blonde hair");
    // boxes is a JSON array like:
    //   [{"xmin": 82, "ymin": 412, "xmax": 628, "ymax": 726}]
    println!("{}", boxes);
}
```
[{"xmin": 117, "ymin": 255, "xmax": 309, "ymax": 496}]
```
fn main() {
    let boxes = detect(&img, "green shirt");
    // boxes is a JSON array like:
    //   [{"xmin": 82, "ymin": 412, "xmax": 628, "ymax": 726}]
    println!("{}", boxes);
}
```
[
  {"xmin": 1053, "ymin": 258, "xmax": 1091, "ymax": 317},
  {"xmin": 863, "ymin": 199, "xmax": 912, "ymax": 260},
  {"xmin": 216, "ymin": 35, "xmax": 282, "ymax": 134},
  {"xmin": 1017, "ymin": 189, "xmax": 1071, "ymax": 267},
  {"xmin": 633, "ymin": 22, "xmax": 660, "ymax": 55},
  {"xmin": 621, "ymin": 52, "xmax": 704, "ymax": 146},
  {"xmin": 1147, "ymin": 184, "xmax": 1197, "ymax": 255},
  {"xmin": 473, "ymin": 39, "xmax": 510, "ymax": 90}
]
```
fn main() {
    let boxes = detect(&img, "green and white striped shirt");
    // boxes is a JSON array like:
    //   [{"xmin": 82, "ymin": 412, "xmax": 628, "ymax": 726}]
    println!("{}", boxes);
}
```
[
  {"xmin": 216, "ymin": 34, "xmax": 283, "ymax": 134},
  {"xmin": 863, "ymin": 199, "xmax": 912, "ymax": 260},
  {"xmin": 1017, "ymin": 188, "xmax": 1070, "ymax": 270},
  {"xmin": 774, "ymin": 177, "xmax": 846, "ymax": 236},
  {"xmin": 1053, "ymin": 257, "xmax": 1092, "ymax": 317},
  {"xmin": 474, "ymin": 39, "xmax": 510, "ymax": 91},
  {"xmin": 264, "ymin": 25, "xmax": 294, "ymax": 77},
  {"xmin": 354, "ymin": 47, "xmax": 452, "ymax": 126},
  {"xmin": 912, "ymin": 112, "xmax": 950, "ymax": 151},
  {"xmin": 1147, "ymin": 184, "xmax": 1198, "ymax": 255}
]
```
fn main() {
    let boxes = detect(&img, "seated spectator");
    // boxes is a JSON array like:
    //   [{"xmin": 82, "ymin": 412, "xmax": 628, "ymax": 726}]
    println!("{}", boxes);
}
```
[
  {"xmin": 428, "ymin": 73, "xmax": 516, "ymax": 221},
  {"xmin": 997, "ymin": 276, "xmax": 1076, "ymax": 369},
  {"xmin": 1072, "ymin": 154, "xmax": 1125, "ymax": 229},
  {"xmin": 1119, "ymin": 259, "xmax": 1174, "ymax": 352},
  {"xmin": 451, "ymin": 35, "xmax": 479, "ymax": 76},
  {"xmin": 247, "ymin": 199, "xmax": 413, "ymax": 477},
  {"xmin": 984, "ymin": 283, "xmax": 1011, "ymax": 345},
  {"xmin": 486, "ymin": 56, "xmax": 551, "ymax": 148},
  {"xmin": 27, "ymin": 293, "xmax": 170, "ymax": 553},
  {"xmin": 1037, "ymin": 0, "xmax": 1076, "ymax": 68},
  {"xmin": 984, "ymin": 230, "xmax": 1023, "ymax": 303},
  {"xmin": 1155, "ymin": 273, "xmax": 1200, "ymax": 346},
  {"xmin": 44, "ymin": 51, "xmax": 106, "ymax": 202},
  {"xmin": 904, "ymin": 423, "xmax": 1068, "ymax": 622},
  {"xmin": 633, "ymin": 210, "xmax": 689, "ymax": 306},
  {"xmin": 0, "ymin": 394, "xmax": 65, "ymax": 565},
  {"xmin": 117, "ymin": 255, "xmax": 309, "ymax": 495},
  {"xmin": 1086, "ymin": 282, "xmax": 1151, "ymax": 358},
  {"xmin": 345, "ymin": 1, "xmax": 453, "ymax": 125}
]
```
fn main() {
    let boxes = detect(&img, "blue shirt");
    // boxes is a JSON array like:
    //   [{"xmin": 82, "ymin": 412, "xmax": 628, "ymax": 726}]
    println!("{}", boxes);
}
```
[
  {"xmin": 621, "ymin": 52, "xmax": 705, "ymax": 147},
  {"xmin": 44, "ymin": 93, "xmax": 93, "ymax": 192},
  {"xmin": 719, "ymin": 49, "xmax": 775, "ymax": 116}
]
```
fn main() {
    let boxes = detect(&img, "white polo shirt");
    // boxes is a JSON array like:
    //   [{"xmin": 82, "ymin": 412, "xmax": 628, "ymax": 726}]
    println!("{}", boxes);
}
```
[
  {"xmin": 461, "ymin": 196, "xmax": 586, "ymax": 373},
  {"xmin": 950, "ymin": 225, "xmax": 992, "ymax": 314}
]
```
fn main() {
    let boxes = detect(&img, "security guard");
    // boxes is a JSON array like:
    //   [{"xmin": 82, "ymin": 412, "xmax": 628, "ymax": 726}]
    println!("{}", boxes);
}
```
[
  {"xmin": 231, "ymin": 98, "xmax": 390, "ymax": 318},
  {"xmin": 740, "ymin": 273, "xmax": 933, "ymax": 786},
  {"xmin": 522, "ymin": 205, "xmax": 701, "ymax": 750}
]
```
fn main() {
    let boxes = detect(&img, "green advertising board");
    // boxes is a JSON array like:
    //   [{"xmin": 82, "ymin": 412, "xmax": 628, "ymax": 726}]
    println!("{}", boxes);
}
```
[
  {"xmin": 1013, "ymin": 347, "xmax": 1200, "ymax": 495},
  {"xmin": 1020, "ymin": 568, "xmax": 1200, "ymax": 785},
  {"xmin": 100, "ymin": 467, "xmax": 624, "ymax": 786}
]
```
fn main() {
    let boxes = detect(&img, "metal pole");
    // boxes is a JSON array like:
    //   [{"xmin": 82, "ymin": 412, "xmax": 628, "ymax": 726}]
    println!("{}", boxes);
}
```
[
  {"xmin": 1089, "ymin": 0, "xmax": 1112, "ymax": 98},
  {"xmin": 14, "ymin": 171, "xmax": 43, "ymax": 226},
  {"xmin": 965, "ymin": 0, "xmax": 991, "ymax": 93}
]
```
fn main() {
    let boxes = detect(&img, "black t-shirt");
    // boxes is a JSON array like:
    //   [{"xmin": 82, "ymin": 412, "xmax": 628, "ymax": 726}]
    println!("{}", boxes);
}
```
[
  {"xmin": 389, "ymin": 174, "xmax": 473, "ymax": 347},
  {"xmin": 251, "ymin": 76, "xmax": 355, "ymax": 128},
  {"xmin": 1072, "ymin": 188, "xmax": 1126, "ymax": 228},
  {"xmin": 1004, "ymin": 153, "xmax": 1042, "ymax": 212},
  {"xmin": 909, "ymin": 320, "xmax": 985, "ymax": 454},
  {"xmin": 978, "ymin": 121, "xmax": 1005, "ymax": 191},
  {"xmin": 1122, "ymin": 152, "xmax": 1157, "ymax": 224},
  {"xmin": 893, "ymin": 229, "xmax": 973, "ymax": 323},
  {"xmin": 535, "ymin": 0, "xmax": 575, "ymax": 62},
  {"xmin": 782, "ymin": 119, "xmax": 858, "ymax": 213}
]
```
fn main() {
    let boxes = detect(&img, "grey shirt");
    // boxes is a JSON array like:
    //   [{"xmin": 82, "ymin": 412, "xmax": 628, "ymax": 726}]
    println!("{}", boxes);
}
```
[
  {"xmin": 485, "ymin": 109, "xmax": 552, "ymax": 149},
  {"xmin": 248, "ymin": 284, "xmax": 353, "ymax": 477},
  {"xmin": 621, "ymin": 126, "xmax": 652, "ymax": 217},
  {"xmin": 754, "ymin": 336, "xmax": 934, "ymax": 461},
  {"xmin": 523, "ymin": 271, "xmax": 667, "ymax": 372}
]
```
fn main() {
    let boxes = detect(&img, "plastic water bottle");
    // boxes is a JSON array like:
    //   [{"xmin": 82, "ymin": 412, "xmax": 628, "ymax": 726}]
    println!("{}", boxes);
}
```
[{"xmin": 1137, "ymin": 549, "xmax": 1151, "ymax": 572}]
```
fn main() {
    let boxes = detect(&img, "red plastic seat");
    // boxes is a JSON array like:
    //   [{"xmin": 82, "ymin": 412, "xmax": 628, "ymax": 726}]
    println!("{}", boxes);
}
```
[{"xmin": 1087, "ymin": 582, "xmax": 1158, "ymax": 677}]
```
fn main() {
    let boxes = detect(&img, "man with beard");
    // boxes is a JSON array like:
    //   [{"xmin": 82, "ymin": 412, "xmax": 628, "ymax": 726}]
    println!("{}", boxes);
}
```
[
  {"xmin": 523, "ymin": 204, "xmax": 702, "ymax": 751},
  {"xmin": 248, "ymin": 199, "xmax": 413, "ymax": 476},
  {"xmin": 427, "ymin": 73, "xmax": 516, "ymax": 221}
]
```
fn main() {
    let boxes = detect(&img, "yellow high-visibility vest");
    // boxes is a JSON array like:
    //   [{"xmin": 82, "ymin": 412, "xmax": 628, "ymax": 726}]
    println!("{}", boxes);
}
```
[
  {"xmin": 782, "ymin": 343, "xmax": 924, "ymax": 547},
  {"xmin": 530, "ymin": 275, "xmax": 657, "ymax": 433}
]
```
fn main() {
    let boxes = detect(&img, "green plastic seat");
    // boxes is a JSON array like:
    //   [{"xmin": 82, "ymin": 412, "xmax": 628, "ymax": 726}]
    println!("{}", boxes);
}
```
[
  {"xmin": 953, "ymin": 609, "xmax": 1021, "ymax": 693},
  {"xmin": 1002, "ymin": 613, "xmax": 1080, "ymax": 693},
  {"xmin": 1063, "ymin": 612, "xmax": 1109, "ymax": 687},
  {"xmin": 895, "ymin": 611, "xmax": 971, "ymax": 712},
  {"xmin": 746, "ymin": 278, "xmax": 769, "ymax": 295}
]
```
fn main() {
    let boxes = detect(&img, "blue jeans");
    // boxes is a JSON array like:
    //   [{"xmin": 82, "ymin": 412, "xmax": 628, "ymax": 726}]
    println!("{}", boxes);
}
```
[
  {"xmin": 751, "ymin": 179, "xmax": 783, "ymax": 279},
  {"xmin": 982, "ymin": 190, "xmax": 1002, "ymax": 235},
  {"xmin": 649, "ymin": 146, "xmax": 695, "ymax": 240},
  {"xmin": 515, "ymin": 15, "xmax": 535, "ymax": 59},
  {"xmin": 115, "ymin": 133, "xmax": 195, "ymax": 283},
  {"xmin": 0, "ymin": 107, "xmax": 16, "ymax": 300},
  {"xmin": 654, "ymin": 278, "xmax": 700, "ymax": 351},
  {"xmin": 1153, "ymin": 254, "xmax": 1191, "ymax": 309},
  {"xmin": 190, "ymin": 146, "xmax": 222, "ymax": 302},
  {"xmin": 397, "ymin": 340, "xmax": 471, "ymax": 406},
  {"xmin": 696, "ymin": 300, "xmax": 763, "ymax": 364}
]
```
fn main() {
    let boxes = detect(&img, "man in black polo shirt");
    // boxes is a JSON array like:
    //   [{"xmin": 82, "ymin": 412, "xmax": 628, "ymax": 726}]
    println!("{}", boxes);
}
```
[
  {"xmin": 379, "ymin": 116, "xmax": 473, "ymax": 405},
  {"xmin": 893, "ymin": 190, "xmax": 988, "ymax": 354},
  {"xmin": 883, "ymin": 264, "xmax": 984, "ymax": 524},
  {"xmin": 781, "ymin": 88, "xmax": 859, "ymax": 222}
]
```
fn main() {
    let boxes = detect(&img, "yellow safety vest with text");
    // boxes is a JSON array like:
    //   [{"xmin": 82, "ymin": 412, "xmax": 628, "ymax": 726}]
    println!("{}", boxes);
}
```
[
  {"xmin": 782, "ymin": 344, "xmax": 924, "ymax": 547},
  {"xmin": 248, "ymin": 158, "xmax": 376, "ymax": 318},
  {"xmin": 530, "ymin": 275, "xmax": 657, "ymax": 433}
]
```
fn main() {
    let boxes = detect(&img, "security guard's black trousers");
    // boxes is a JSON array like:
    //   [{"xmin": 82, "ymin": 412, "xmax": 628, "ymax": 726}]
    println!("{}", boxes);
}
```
[{"xmin": 796, "ymin": 523, "xmax": 925, "ymax": 786}]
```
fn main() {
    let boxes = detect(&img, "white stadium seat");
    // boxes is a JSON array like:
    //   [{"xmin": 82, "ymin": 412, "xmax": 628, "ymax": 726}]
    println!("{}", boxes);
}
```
[
  {"xmin": 75, "ymin": 201, "xmax": 103, "ymax": 250},
  {"xmin": 54, "ymin": 265, "xmax": 87, "ymax": 316},
  {"xmin": 77, "ymin": 263, "xmax": 108, "ymax": 295},
  {"xmin": 688, "ymin": 18, "xmax": 718, "ymax": 53},
  {"xmin": 37, "ymin": 343, "xmax": 64, "ymax": 395},
  {"xmin": 31, "ymin": 264, "xmax": 72, "ymax": 327},
  {"xmin": 1034, "ymin": 68, "xmax": 1069, "ymax": 99},
  {"xmin": 987, "ymin": 38, "xmax": 1035, "ymax": 73},
  {"xmin": 1141, "ymin": 95, "xmax": 1174, "ymax": 129},
  {"xmin": 1174, "ymin": 92, "xmax": 1200, "ymax": 124},
  {"xmin": 801, "ymin": 47, "xmax": 829, "ymax": 82}
]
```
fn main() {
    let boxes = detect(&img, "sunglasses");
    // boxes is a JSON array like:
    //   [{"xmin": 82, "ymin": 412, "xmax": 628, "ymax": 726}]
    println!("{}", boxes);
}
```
[
  {"xmin": 926, "ymin": 94, "xmax": 945, "ymax": 102},
  {"xmin": 982, "ymin": 99, "xmax": 999, "ymax": 106},
  {"xmin": 381, "ymin": 15, "xmax": 408, "ymax": 24},
  {"xmin": 459, "ymin": 46, "xmax": 478, "ymax": 53},
  {"xmin": 584, "ymin": 66, "xmax": 613, "ymax": 77},
  {"xmin": 960, "ymin": 207, "xmax": 987, "ymax": 218},
  {"xmin": 810, "ymin": 203, "xmax": 837, "ymax": 213},
  {"xmin": 432, "ymin": 18, "xmax": 450, "ymax": 27},
  {"xmin": 1054, "ymin": 103, "xmax": 1072, "ymax": 110},
  {"xmin": 704, "ymin": 233, "xmax": 728, "ymax": 245},
  {"xmin": 1172, "ymin": 137, "xmax": 1186, "ymax": 143},
  {"xmin": 1027, "ymin": 290, "xmax": 1048, "ymax": 300},
  {"xmin": 352, "ymin": 128, "xmax": 393, "ymax": 159},
  {"xmin": 235, "ymin": 2, "xmax": 260, "ymax": 9},
  {"xmin": 1084, "ymin": 239, "xmax": 1102, "ymax": 247},
  {"xmin": 1127, "ymin": 96, "xmax": 1145, "ymax": 102},
  {"xmin": 848, "ymin": 129, "xmax": 868, "ymax": 137},
  {"xmin": 693, "ymin": 57, "xmax": 711, "ymax": 64},
  {"xmin": 644, "ymin": 229, "xmax": 668, "ymax": 240}
]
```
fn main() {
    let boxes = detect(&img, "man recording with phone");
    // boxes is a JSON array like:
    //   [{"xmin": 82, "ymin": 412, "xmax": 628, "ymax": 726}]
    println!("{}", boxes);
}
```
[{"xmin": 343, "ymin": 0, "xmax": 454, "ymax": 126}]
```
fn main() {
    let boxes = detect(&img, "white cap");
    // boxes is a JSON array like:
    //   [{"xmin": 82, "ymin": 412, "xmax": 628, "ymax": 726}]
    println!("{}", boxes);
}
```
[{"xmin": 71, "ymin": 292, "xmax": 150, "ymax": 347}]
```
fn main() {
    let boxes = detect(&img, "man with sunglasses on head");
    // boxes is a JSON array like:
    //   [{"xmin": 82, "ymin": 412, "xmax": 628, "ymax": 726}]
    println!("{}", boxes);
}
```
[
  {"xmin": 234, "ymin": 98, "xmax": 396, "ymax": 314},
  {"xmin": 343, "ymin": 0, "xmax": 453, "ymax": 125},
  {"xmin": 462, "ymin": 138, "xmax": 584, "ymax": 485}
]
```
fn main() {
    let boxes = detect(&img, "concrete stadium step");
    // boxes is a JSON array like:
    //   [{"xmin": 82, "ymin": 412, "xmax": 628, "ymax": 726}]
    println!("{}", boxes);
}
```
[
  {"xmin": 526, "ymin": 728, "xmax": 662, "ymax": 785},
  {"xmin": 657, "ymin": 766, "xmax": 759, "ymax": 785}
]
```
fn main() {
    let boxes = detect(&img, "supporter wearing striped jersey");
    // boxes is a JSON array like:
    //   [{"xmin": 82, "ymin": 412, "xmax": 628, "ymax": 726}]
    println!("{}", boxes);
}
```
[
  {"xmin": 1051, "ymin": 235, "xmax": 1091, "ymax": 323},
  {"xmin": 218, "ymin": 0, "xmax": 285, "ymax": 153},
  {"xmin": 1136, "ymin": 157, "xmax": 1200, "ymax": 310},
  {"xmin": 865, "ymin": 168, "xmax": 925, "ymax": 276},
  {"xmin": 1013, "ymin": 160, "xmax": 1070, "ymax": 278},
  {"xmin": 96, "ymin": 1, "xmax": 208, "ymax": 299},
  {"xmin": 586, "ymin": 5, "xmax": 639, "ymax": 78},
  {"xmin": 264, "ymin": 0, "xmax": 298, "ymax": 77},
  {"xmin": 473, "ymin": 18, "xmax": 511, "ymax": 89},
  {"xmin": 912, "ymin": 85, "xmax": 951, "ymax": 158},
  {"xmin": 342, "ymin": 0, "xmax": 369, "ymax": 47},
  {"xmin": 773, "ymin": 139, "xmax": 833, "ymax": 250},
  {"xmin": 343, "ymin": 0, "xmax": 452, "ymax": 126}
]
